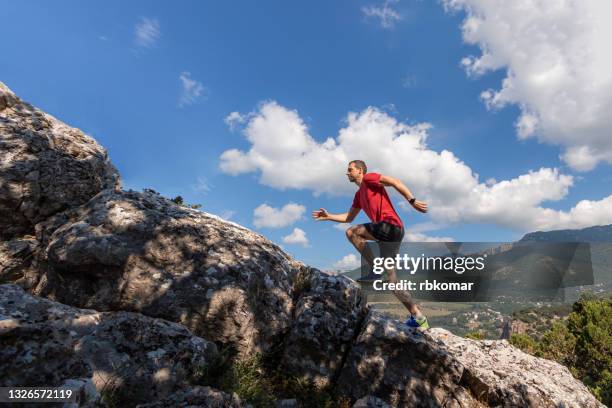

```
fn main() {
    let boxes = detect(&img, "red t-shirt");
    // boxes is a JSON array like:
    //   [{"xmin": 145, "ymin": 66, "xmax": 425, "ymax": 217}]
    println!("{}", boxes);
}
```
[{"xmin": 352, "ymin": 173, "xmax": 403, "ymax": 227}]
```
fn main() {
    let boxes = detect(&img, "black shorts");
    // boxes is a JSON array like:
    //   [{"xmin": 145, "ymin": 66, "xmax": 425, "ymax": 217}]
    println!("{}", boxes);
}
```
[{"xmin": 364, "ymin": 221, "xmax": 404, "ymax": 243}]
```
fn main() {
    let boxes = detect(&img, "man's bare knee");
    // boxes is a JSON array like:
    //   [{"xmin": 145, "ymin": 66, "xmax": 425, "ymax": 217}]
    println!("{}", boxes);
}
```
[{"xmin": 346, "ymin": 226, "xmax": 355, "ymax": 241}]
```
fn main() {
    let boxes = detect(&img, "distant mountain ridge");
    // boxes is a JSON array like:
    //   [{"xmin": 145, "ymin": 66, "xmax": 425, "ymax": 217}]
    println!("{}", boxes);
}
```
[{"xmin": 520, "ymin": 224, "xmax": 612, "ymax": 242}]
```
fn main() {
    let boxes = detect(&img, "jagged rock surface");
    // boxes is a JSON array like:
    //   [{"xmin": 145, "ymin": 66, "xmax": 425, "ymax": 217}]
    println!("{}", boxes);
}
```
[
  {"xmin": 428, "ymin": 327, "xmax": 605, "ymax": 408},
  {"xmin": 0, "ymin": 236, "xmax": 38, "ymax": 286},
  {"xmin": 32, "ymin": 188, "xmax": 301, "ymax": 358},
  {"xmin": 135, "ymin": 386, "xmax": 246, "ymax": 408},
  {"xmin": 0, "ymin": 284, "xmax": 219, "ymax": 407},
  {"xmin": 280, "ymin": 269, "xmax": 368, "ymax": 388},
  {"xmin": 336, "ymin": 311, "xmax": 480, "ymax": 408},
  {"xmin": 0, "ymin": 82, "xmax": 120, "ymax": 240},
  {"xmin": 336, "ymin": 311, "xmax": 604, "ymax": 407}
]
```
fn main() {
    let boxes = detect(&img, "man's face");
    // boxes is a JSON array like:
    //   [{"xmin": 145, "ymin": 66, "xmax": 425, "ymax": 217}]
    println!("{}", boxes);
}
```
[{"xmin": 346, "ymin": 163, "xmax": 360, "ymax": 182}]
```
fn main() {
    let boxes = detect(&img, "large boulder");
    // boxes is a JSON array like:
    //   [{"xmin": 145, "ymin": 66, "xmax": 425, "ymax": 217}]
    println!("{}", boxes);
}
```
[
  {"xmin": 336, "ymin": 311, "xmax": 478, "ymax": 407},
  {"xmin": 32, "ymin": 188, "xmax": 302, "ymax": 358},
  {"xmin": 429, "ymin": 328, "xmax": 605, "ymax": 408},
  {"xmin": 0, "ymin": 82, "xmax": 119, "ymax": 240},
  {"xmin": 335, "ymin": 311, "xmax": 604, "ymax": 408},
  {"xmin": 0, "ymin": 284, "xmax": 219, "ymax": 407}
]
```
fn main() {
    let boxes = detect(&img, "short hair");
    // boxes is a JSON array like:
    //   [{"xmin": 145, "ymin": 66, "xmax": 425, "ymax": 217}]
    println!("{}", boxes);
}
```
[{"xmin": 350, "ymin": 160, "xmax": 367, "ymax": 174}]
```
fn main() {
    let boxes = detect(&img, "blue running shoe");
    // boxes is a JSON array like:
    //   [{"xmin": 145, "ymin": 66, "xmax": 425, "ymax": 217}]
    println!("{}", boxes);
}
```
[{"xmin": 405, "ymin": 315, "xmax": 429, "ymax": 330}]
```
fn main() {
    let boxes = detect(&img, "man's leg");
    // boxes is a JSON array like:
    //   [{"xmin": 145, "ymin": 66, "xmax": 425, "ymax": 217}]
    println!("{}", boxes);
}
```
[
  {"xmin": 345, "ymin": 225, "xmax": 377, "ymax": 267},
  {"xmin": 380, "ymin": 241, "xmax": 422, "ymax": 316},
  {"xmin": 346, "ymin": 226, "xmax": 422, "ymax": 316}
]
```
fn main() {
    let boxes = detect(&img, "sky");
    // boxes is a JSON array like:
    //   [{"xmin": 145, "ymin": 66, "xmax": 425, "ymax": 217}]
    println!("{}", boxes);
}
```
[{"xmin": 2, "ymin": 0, "xmax": 612, "ymax": 271}]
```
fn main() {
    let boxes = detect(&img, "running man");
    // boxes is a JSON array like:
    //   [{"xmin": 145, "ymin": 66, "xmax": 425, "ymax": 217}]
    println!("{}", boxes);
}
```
[{"xmin": 312, "ymin": 160, "xmax": 430, "ymax": 329}]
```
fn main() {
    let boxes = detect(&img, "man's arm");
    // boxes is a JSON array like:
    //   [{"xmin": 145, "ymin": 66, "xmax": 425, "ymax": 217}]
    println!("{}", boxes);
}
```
[
  {"xmin": 379, "ymin": 175, "xmax": 428, "ymax": 213},
  {"xmin": 312, "ymin": 207, "xmax": 360, "ymax": 222}
]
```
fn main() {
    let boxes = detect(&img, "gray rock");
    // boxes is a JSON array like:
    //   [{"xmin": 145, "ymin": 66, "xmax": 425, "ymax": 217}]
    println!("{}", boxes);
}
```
[
  {"xmin": 0, "ymin": 82, "xmax": 120, "ymax": 240},
  {"xmin": 352, "ymin": 395, "xmax": 393, "ymax": 408},
  {"xmin": 135, "ymin": 385, "xmax": 245, "ymax": 408},
  {"xmin": 428, "ymin": 327, "xmax": 605, "ymax": 408},
  {"xmin": 0, "ymin": 284, "xmax": 219, "ymax": 407},
  {"xmin": 336, "ymin": 311, "xmax": 604, "ymax": 408},
  {"xmin": 32, "ymin": 188, "xmax": 300, "ymax": 358},
  {"xmin": 274, "ymin": 398, "xmax": 298, "ymax": 408},
  {"xmin": 336, "ymin": 311, "xmax": 477, "ymax": 408},
  {"xmin": 280, "ymin": 268, "xmax": 368, "ymax": 388},
  {"xmin": 0, "ymin": 236, "xmax": 38, "ymax": 286}
]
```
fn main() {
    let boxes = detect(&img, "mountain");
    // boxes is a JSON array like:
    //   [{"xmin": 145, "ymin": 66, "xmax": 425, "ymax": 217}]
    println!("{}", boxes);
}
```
[{"xmin": 520, "ymin": 224, "xmax": 612, "ymax": 242}]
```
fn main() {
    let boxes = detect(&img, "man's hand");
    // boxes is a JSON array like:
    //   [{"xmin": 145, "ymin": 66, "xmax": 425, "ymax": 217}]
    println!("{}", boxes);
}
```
[
  {"xmin": 411, "ymin": 200, "xmax": 428, "ymax": 213},
  {"xmin": 312, "ymin": 208, "xmax": 329, "ymax": 220}
]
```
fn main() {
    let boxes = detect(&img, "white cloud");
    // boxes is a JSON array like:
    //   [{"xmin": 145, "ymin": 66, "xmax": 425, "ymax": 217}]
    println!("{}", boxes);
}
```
[
  {"xmin": 192, "ymin": 176, "xmax": 211, "ymax": 194},
  {"xmin": 282, "ymin": 228, "xmax": 309, "ymax": 247},
  {"xmin": 179, "ymin": 72, "xmax": 206, "ymax": 108},
  {"xmin": 362, "ymin": 0, "xmax": 402, "ymax": 29},
  {"xmin": 253, "ymin": 203, "xmax": 306, "ymax": 228},
  {"xmin": 225, "ymin": 112, "xmax": 247, "ymax": 131},
  {"xmin": 134, "ymin": 17, "xmax": 160, "ymax": 49},
  {"xmin": 443, "ymin": 0, "xmax": 612, "ymax": 171},
  {"xmin": 221, "ymin": 102, "xmax": 612, "ymax": 233},
  {"xmin": 403, "ymin": 232, "xmax": 454, "ymax": 242},
  {"xmin": 333, "ymin": 223, "xmax": 352, "ymax": 231},
  {"xmin": 219, "ymin": 210, "xmax": 236, "ymax": 220},
  {"xmin": 331, "ymin": 254, "xmax": 361, "ymax": 271}
]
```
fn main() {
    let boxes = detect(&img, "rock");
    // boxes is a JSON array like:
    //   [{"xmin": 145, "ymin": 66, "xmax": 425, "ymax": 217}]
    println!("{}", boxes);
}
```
[
  {"xmin": 336, "ymin": 311, "xmax": 478, "ymax": 407},
  {"xmin": 0, "ymin": 284, "xmax": 219, "ymax": 407},
  {"xmin": 0, "ymin": 236, "xmax": 38, "ymax": 287},
  {"xmin": 280, "ymin": 269, "xmax": 368, "ymax": 388},
  {"xmin": 352, "ymin": 395, "xmax": 393, "ymax": 408},
  {"xmin": 60, "ymin": 378, "xmax": 102, "ymax": 408},
  {"xmin": 428, "ymin": 327, "xmax": 605, "ymax": 408},
  {"xmin": 32, "ymin": 188, "xmax": 301, "ymax": 358},
  {"xmin": 135, "ymin": 386, "xmax": 246, "ymax": 408},
  {"xmin": 336, "ymin": 311, "xmax": 604, "ymax": 408},
  {"xmin": 275, "ymin": 398, "xmax": 298, "ymax": 408},
  {"xmin": 0, "ymin": 82, "xmax": 120, "ymax": 240}
]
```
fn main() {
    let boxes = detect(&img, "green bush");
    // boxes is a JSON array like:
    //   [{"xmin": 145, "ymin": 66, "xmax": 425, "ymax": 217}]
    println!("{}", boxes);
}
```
[
  {"xmin": 566, "ymin": 296, "xmax": 612, "ymax": 405},
  {"xmin": 507, "ymin": 294, "xmax": 611, "ymax": 406},
  {"xmin": 464, "ymin": 331, "xmax": 485, "ymax": 340},
  {"xmin": 509, "ymin": 333, "xmax": 537, "ymax": 354}
]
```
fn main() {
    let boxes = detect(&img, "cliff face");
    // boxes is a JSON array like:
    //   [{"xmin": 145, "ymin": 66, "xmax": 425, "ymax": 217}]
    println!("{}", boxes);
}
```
[{"xmin": 0, "ymin": 82, "xmax": 604, "ymax": 408}]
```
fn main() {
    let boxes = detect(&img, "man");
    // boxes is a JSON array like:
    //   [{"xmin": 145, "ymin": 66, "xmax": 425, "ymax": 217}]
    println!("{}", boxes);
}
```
[{"xmin": 312, "ymin": 160, "xmax": 430, "ymax": 329}]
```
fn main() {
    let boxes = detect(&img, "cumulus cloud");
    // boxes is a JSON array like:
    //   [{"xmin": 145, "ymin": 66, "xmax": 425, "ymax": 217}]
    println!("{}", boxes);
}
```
[
  {"xmin": 282, "ymin": 228, "xmax": 309, "ymax": 247},
  {"xmin": 362, "ymin": 0, "xmax": 402, "ymax": 29},
  {"xmin": 134, "ymin": 17, "xmax": 160, "ymax": 49},
  {"xmin": 331, "ymin": 254, "xmax": 361, "ymax": 271},
  {"xmin": 443, "ymin": 0, "xmax": 612, "ymax": 171},
  {"xmin": 253, "ymin": 202, "xmax": 306, "ymax": 228},
  {"xmin": 221, "ymin": 102, "xmax": 612, "ymax": 233},
  {"xmin": 179, "ymin": 72, "xmax": 207, "ymax": 107}
]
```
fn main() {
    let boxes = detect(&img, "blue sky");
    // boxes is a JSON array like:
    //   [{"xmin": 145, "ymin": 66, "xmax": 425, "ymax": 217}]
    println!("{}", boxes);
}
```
[{"xmin": 2, "ymin": 1, "xmax": 611, "ymax": 270}]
